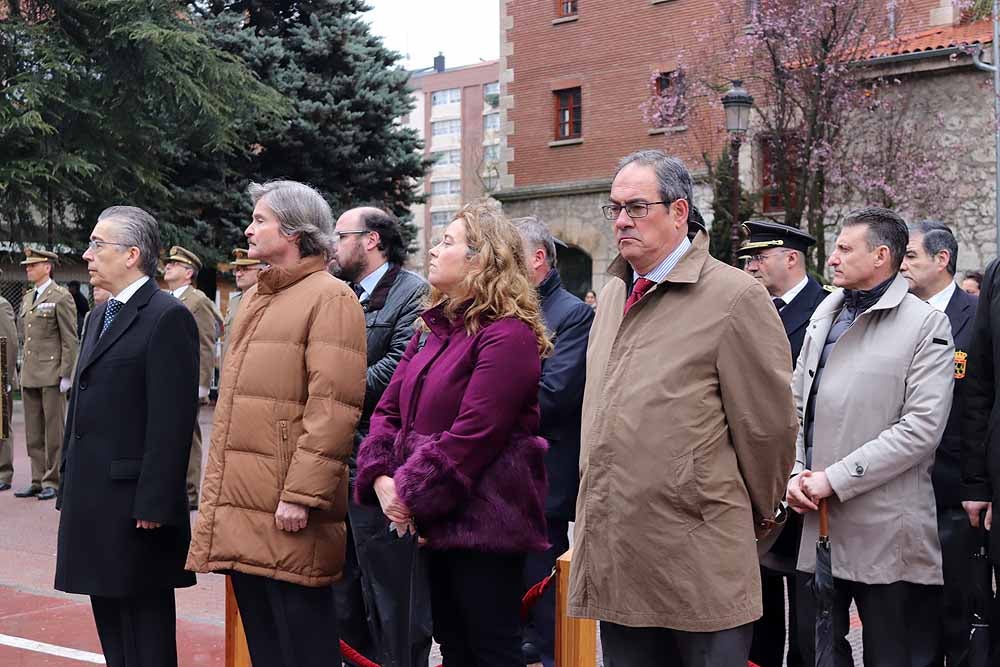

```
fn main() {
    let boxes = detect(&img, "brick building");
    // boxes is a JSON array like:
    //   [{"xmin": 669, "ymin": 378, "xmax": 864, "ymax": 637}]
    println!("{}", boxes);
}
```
[
  {"xmin": 403, "ymin": 56, "xmax": 501, "ymax": 268},
  {"xmin": 495, "ymin": 0, "xmax": 995, "ymax": 291}
]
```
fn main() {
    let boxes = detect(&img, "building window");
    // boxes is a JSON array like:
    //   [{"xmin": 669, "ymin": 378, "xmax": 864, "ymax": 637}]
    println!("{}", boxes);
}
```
[
  {"xmin": 483, "ymin": 113, "xmax": 501, "ymax": 132},
  {"xmin": 760, "ymin": 135, "xmax": 799, "ymax": 213},
  {"xmin": 431, "ymin": 210, "xmax": 457, "ymax": 226},
  {"xmin": 430, "ymin": 180, "xmax": 462, "ymax": 196},
  {"xmin": 483, "ymin": 144, "xmax": 500, "ymax": 162},
  {"xmin": 432, "ymin": 149, "xmax": 461, "ymax": 165},
  {"xmin": 484, "ymin": 81, "xmax": 500, "ymax": 108},
  {"xmin": 557, "ymin": 0, "xmax": 578, "ymax": 17},
  {"xmin": 431, "ymin": 119, "xmax": 462, "ymax": 137},
  {"xmin": 554, "ymin": 87, "xmax": 582, "ymax": 140},
  {"xmin": 431, "ymin": 88, "xmax": 461, "ymax": 106}
]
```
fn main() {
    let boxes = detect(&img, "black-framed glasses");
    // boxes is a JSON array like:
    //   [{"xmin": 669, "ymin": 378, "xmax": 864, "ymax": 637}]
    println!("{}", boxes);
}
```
[
  {"xmin": 87, "ymin": 240, "xmax": 131, "ymax": 252},
  {"xmin": 601, "ymin": 200, "xmax": 674, "ymax": 221},
  {"xmin": 333, "ymin": 230, "xmax": 370, "ymax": 241}
]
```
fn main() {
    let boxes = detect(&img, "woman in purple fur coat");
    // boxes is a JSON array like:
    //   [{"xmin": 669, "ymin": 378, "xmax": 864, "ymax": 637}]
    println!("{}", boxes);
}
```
[{"xmin": 355, "ymin": 201, "xmax": 552, "ymax": 666}]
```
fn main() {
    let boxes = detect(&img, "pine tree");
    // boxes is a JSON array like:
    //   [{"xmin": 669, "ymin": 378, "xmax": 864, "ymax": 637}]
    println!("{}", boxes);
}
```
[
  {"xmin": 178, "ymin": 0, "xmax": 428, "ymax": 261},
  {"xmin": 0, "ymin": 0, "xmax": 287, "ymax": 248}
]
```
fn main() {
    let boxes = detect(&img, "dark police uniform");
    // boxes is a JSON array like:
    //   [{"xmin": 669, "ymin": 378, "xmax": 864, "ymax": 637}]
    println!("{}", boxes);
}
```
[{"xmin": 739, "ymin": 221, "xmax": 828, "ymax": 667}]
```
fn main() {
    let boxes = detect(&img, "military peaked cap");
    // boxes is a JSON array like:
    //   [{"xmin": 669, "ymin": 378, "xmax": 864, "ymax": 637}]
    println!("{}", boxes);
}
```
[
  {"xmin": 20, "ymin": 248, "xmax": 58, "ymax": 265},
  {"xmin": 737, "ymin": 220, "xmax": 815, "ymax": 258},
  {"xmin": 167, "ymin": 246, "xmax": 202, "ymax": 271},
  {"xmin": 231, "ymin": 248, "xmax": 264, "ymax": 267}
]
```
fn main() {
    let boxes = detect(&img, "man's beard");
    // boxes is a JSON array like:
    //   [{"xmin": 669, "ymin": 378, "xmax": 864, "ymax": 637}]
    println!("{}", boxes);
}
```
[{"xmin": 332, "ymin": 245, "xmax": 366, "ymax": 284}]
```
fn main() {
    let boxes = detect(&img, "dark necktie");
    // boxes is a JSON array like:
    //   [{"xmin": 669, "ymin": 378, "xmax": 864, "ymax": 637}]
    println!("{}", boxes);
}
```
[
  {"xmin": 624, "ymin": 278, "xmax": 656, "ymax": 315},
  {"xmin": 101, "ymin": 299, "xmax": 123, "ymax": 337},
  {"xmin": 772, "ymin": 297, "xmax": 786, "ymax": 311},
  {"xmin": 351, "ymin": 283, "xmax": 365, "ymax": 301}
]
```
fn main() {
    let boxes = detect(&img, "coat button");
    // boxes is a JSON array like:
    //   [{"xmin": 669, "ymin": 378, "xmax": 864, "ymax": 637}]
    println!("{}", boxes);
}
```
[
  {"xmin": 79, "ymin": 382, "xmax": 87, "ymax": 390},
  {"xmin": 75, "ymin": 433, "xmax": 83, "ymax": 440},
  {"xmin": 855, "ymin": 464, "xmax": 864, "ymax": 474}
]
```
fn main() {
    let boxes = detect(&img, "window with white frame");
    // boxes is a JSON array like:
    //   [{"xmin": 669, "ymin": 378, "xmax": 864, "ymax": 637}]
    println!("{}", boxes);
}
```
[
  {"xmin": 483, "ymin": 144, "xmax": 500, "ymax": 162},
  {"xmin": 431, "ymin": 210, "xmax": 457, "ymax": 226},
  {"xmin": 431, "ymin": 119, "xmax": 462, "ymax": 136},
  {"xmin": 431, "ymin": 88, "xmax": 461, "ymax": 106},
  {"xmin": 432, "ymin": 149, "xmax": 462, "ymax": 165},
  {"xmin": 430, "ymin": 180, "xmax": 462, "ymax": 195},
  {"xmin": 483, "ymin": 113, "xmax": 500, "ymax": 132}
]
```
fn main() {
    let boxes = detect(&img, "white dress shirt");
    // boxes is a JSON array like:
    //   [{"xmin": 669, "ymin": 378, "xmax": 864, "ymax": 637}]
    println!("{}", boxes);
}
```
[
  {"xmin": 926, "ymin": 281, "xmax": 957, "ymax": 313},
  {"xmin": 777, "ymin": 276, "xmax": 809, "ymax": 307},
  {"xmin": 114, "ymin": 276, "xmax": 151, "ymax": 304},
  {"xmin": 356, "ymin": 261, "xmax": 390, "ymax": 302},
  {"xmin": 34, "ymin": 278, "xmax": 53, "ymax": 302},
  {"xmin": 171, "ymin": 284, "xmax": 189, "ymax": 299}
]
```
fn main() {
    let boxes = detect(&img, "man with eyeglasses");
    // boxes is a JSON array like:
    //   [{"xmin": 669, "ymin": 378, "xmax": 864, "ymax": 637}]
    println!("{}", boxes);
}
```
[
  {"xmin": 330, "ymin": 207, "xmax": 430, "ymax": 667},
  {"xmin": 16, "ymin": 247, "xmax": 79, "ymax": 501},
  {"xmin": 569, "ymin": 150, "xmax": 797, "ymax": 667},
  {"xmin": 737, "ymin": 221, "xmax": 828, "ymax": 667}
]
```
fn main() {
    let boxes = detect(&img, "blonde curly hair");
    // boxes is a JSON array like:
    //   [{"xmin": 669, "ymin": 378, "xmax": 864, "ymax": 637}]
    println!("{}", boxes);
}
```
[{"xmin": 425, "ymin": 201, "xmax": 552, "ymax": 356}]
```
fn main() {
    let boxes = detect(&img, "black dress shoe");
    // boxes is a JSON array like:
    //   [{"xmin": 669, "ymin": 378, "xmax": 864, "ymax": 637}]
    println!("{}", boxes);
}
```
[
  {"xmin": 0, "ymin": 482, "xmax": 11, "ymax": 491},
  {"xmin": 37, "ymin": 488, "xmax": 56, "ymax": 501},
  {"xmin": 14, "ymin": 486, "xmax": 41, "ymax": 498},
  {"xmin": 522, "ymin": 641, "xmax": 541, "ymax": 665}
]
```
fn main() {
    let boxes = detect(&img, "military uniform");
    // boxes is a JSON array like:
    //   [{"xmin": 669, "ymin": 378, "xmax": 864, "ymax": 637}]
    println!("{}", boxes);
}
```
[
  {"xmin": 221, "ymin": 248, "xmax": 264, "ymax": 364},
  {"xmin": 0, "ymin": 294, "xmax": 20, "ymax": 491},
  {"xmin": 165, "ymin": 246, "xmax": 222, "ymax": 508},
  {"xmin": 18, "ymin": 248, "xmax": 79, "ymax": 498}
]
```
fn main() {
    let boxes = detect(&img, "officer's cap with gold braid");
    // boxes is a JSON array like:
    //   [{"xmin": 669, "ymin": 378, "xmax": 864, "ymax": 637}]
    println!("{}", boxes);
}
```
[
  {"xmin": 231, "ymin": 248, "xmax": 264, "ymax": 267},
  {"xmin": 737, "ymin": 220, "xmax": 815, "ymax": 259},
  {"xmin": 166, "ymin": 245, "xmax": 202, "ymax": 271},
  {"xmin": 20, "ymin": 247, "xmax": 58, "ymax": 265}
]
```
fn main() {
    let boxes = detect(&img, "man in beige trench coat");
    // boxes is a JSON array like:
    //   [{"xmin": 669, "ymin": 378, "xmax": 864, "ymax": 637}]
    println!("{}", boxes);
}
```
[
  {"xmin": 787, "ymin": 207, "xmax": 954, "ymax": 666},
  {"xmin": 568, "ymin": 150, "xmax": 798, "ymax": 667}
]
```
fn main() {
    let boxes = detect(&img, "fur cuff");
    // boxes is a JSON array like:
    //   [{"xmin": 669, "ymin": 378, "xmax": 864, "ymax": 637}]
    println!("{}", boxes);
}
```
[
  {"xmin": 395, "ymin": 442, "xmax": 473, "ymax": 521},
  {"xmin": 354, "ymin": 433, "xmax": 398, "ymax": 506}
]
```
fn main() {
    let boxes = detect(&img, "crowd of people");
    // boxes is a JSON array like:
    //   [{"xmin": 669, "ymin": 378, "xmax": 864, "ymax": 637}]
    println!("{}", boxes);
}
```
[{"xmin": 0, "ymin": 148, "xmax": 997, "ymax": 667}]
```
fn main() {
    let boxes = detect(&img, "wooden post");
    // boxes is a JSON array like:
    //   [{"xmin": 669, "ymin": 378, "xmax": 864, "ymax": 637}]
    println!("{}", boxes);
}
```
[
  {"xmin": 225, "ymin": 576, "xmax": 252, "ymax": 667},
  {"xmin": 555, "ymin": 549, "xmax": 597, "ymax": 667}
]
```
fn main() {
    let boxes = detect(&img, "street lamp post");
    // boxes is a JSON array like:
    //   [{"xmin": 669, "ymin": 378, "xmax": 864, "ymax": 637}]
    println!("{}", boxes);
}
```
[{"xmin": 721, "ymin": 80, "xmax": 754, "ymax": 266}]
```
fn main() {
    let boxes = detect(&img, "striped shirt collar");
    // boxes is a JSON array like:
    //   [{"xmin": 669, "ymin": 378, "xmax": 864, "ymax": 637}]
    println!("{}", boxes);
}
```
[{"xmin": 633, "ymin": 236, "xmax": 692, "ymax": 284}]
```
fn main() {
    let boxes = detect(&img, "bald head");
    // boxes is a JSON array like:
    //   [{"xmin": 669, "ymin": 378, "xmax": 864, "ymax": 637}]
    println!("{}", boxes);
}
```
[{"xmin": 332, "ymin": 206, "xmax": 407, "ymax": 283}]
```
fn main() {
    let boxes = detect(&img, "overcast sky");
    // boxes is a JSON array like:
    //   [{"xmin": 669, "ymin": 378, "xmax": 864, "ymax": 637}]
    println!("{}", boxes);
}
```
[{"xmin": 364, "ymin": 0, "xmax": 500, "ymax": 71}]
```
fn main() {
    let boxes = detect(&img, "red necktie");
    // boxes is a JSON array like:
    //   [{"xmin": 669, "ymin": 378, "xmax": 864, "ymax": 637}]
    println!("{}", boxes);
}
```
[{"xmin": 624, "ymin": 278, "xmax": 655, "ymax": 315}]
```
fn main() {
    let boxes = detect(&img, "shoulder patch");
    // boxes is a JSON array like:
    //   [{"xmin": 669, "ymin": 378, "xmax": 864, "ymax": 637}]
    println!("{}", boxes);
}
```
[{"xmin": 823, "ymin": 284, "xmax": 835, "ymax": 292}]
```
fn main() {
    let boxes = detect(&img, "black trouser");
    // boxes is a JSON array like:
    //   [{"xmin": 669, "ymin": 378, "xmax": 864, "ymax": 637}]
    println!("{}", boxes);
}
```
[
  {"xmin": 936, "ymin": 506, "xmax": 973, "ymax": 666},
  {"xmin": 335, "ymin": 495, "xmax": 433, "ymax": 667},
  {"xmin": 600, "ymin": 620, "xmax": 753, "ymax": 667},
  {"xmin": 90, "ymin": 590, "xmax": 178, "ymax": 667},
  {"xmin": 796, "ymin": 573, "xmax": 940, "ymax": 667},
  {"xmin": 523, "ymin": 518, "xmax": 569, "ymax": 667},
  {"xmin": 750, "ymin": 566, "xmax": 803, "ymax": 667},
  {"xmin": 428, "ymin": 549, "xmax": 525, "ymax": 667},
  {"xmin": 230, "ymin": 571, "xmax": 341, "ymax": 667}
]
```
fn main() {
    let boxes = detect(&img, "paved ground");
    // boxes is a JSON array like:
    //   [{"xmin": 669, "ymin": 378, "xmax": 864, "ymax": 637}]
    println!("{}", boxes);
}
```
[{"xmin": 0, "ymin": 401, "xmax": 863, "ymax": 666}]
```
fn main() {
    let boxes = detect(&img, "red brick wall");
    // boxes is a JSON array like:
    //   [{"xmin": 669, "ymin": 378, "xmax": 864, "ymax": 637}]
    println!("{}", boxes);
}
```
[
  {"xmin": 505, "ymin": 0, "xmax": 948, "ymax": 190},
  {"xmin": 506, "ymin": 0, "xmax": 738, "ymax": 188}
]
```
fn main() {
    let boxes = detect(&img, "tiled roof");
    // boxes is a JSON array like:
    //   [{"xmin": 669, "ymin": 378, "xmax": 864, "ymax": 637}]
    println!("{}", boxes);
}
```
[{"xmin": 865, "ymin": 19, "xmax": 994, "ymax": 61}]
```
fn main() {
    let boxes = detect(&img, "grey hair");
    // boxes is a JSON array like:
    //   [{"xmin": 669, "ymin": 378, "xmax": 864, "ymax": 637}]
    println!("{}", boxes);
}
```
[
  {"xmin": 97, "ymin": 206, "xmax": 161, "ymax": 278},
  {"xmin": 512, "ymin": 216, "xmax": 557, "ymax": 269},
  {"xmin": 615, "ymin": 150, "xmax": 694, "ymax": 224},
  {"xmin": 909, "ymin": 220, "xmax": 958, "ymax": 276},
  {"xmin": 248, "ymin": 180, "xmax": 334, "ymax": 259}
]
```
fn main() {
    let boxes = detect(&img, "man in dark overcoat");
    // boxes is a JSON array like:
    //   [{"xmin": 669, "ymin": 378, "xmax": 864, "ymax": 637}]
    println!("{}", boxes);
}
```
[{"xmin": 55, "ymin": 205, "xmax": 199, "ymax": 667}]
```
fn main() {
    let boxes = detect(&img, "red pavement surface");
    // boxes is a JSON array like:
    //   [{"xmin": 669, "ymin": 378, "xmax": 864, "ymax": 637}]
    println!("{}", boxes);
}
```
[{"xmin": 0, "ymin": 403, "xmax": 224, "ymax": 666}]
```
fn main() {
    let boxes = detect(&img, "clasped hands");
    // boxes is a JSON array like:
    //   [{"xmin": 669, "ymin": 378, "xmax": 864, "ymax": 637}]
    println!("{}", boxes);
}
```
[
  {"xmin": 374, "ymin": 475, "xmax": 419, "ymax": 538},
  {"xmin": 786, "ymin": 469, "xmax": 834, "ymax": 514}
]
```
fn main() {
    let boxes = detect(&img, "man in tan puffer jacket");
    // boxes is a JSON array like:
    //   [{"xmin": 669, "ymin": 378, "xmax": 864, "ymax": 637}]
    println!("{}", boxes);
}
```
[{"xmin": 187, "ymin": 180, "xmax": 366, "ymax": 667}]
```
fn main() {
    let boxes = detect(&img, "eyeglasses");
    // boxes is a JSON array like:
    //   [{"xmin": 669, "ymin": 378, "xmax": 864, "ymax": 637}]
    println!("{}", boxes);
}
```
[
  {"xmin": 744, "ymin": 250, "xmax": 789, "ymax": 264},
  {"xmin": 601, "ymin": 200, "xmax": 675, "ymax": 221},
  {"xmin": 333, "ymin": 230, "xmax": 369, "ymax": 241},
  {"xmin": 87, "ymin": 240, "xmax": 131, "ymax": 252}
]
